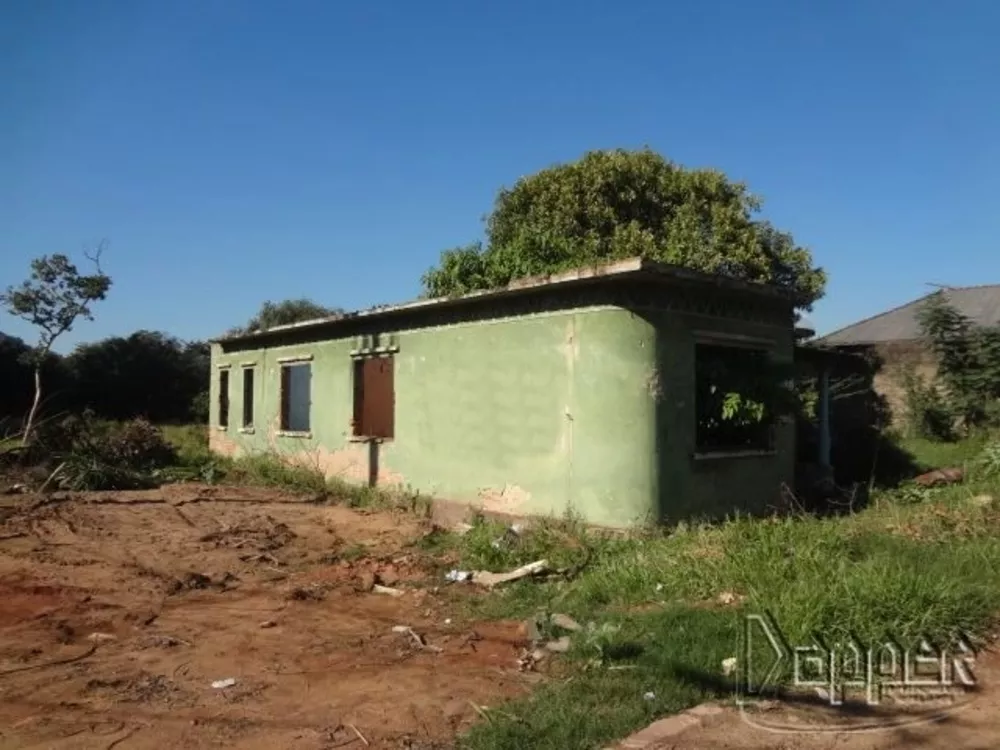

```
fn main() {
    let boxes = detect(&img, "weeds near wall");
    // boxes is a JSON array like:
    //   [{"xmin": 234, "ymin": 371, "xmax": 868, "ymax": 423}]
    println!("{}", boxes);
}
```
[{"xmin": 901, "ymin": 365, "xmax": 956, "ymax": 441}]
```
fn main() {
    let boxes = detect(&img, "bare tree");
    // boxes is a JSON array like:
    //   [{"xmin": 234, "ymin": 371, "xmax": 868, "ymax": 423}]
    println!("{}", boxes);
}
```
[{"xmin": 1, "ymin": 244, "xmax": 112, "ymax": 442}]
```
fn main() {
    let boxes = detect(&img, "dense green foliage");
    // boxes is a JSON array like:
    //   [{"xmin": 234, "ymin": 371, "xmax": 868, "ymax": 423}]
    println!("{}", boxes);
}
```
[
  {"xmin": 0, "ymin": 329, "xmax": 209, "ymax": 428},
  {"xmin": 228, "ymin": 298, "xmax": 343, "ymax": 335},
  {"xmin": 912, "ymin": 291, "xmax": 1000, "ymax": 435},
  {"xmin": 422, "ymin": 149, "xmax": 826, "ymax": 308},
  {"xmin": 1, "ymin": 294, "xmax": 345, "ymax": 431},
  {"xmin": 69, "ymin": 331, "xmax": 210, "ymax": 422}
]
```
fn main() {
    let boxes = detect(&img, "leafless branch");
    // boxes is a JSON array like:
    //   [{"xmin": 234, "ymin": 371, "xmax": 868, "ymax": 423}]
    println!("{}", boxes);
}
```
[{"xmin": 84, "ymin": 240, "xmax": 108, "ymax": 274}]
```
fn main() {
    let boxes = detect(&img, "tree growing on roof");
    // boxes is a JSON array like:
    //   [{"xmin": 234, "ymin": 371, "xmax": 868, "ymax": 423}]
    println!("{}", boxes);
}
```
[
  {"xmin": 422, "ymin": 148, "xmax": 826, "ymax": 309},
  {"xmin": 228, "ymin": 298, "xmax": 343, "ymax": 336},
  {"xmin": 1, "ymin": 246, "xmax": 112, "ymax": 443}
]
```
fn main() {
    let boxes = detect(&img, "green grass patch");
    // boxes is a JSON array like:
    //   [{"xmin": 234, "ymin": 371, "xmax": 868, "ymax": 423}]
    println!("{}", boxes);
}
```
[
  {"xmin": 463, "ymin": 607, "xmax": 738, "ymax": 750},
  {"xmin": 899, "ymin": 430, "xmax": 996, "ymax": 471},
  {"xmin": 452, "ymin": 441, "xmax": 1000, "ymax": 750},
  {"xmin": 160, "ymin": 423, "xmax": 212, "ymax": 465}
]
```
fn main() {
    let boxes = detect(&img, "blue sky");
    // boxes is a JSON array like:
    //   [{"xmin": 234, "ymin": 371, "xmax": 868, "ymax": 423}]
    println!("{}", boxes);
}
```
[{"xmin": 3, "ymin": 0, "xmax": 999, "ymax": 351}]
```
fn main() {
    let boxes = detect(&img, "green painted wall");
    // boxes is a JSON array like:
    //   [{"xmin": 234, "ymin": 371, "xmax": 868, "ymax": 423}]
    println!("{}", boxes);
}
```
[
  {"xmin": 211, "ymin": 307, "xmax": 659, "ymax": 527},
  {"xmin": 210, "ymin": 301, "xmax": 794, "ymax": 527},
  {"xmin": 647, "ymin": 310, "xmax": 795, "ymax": 523}
]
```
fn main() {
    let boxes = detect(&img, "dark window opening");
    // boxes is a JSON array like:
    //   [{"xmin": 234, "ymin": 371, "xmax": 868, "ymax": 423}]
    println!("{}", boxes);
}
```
[
  {"xmin": 352, "ymin": 355, "xmax": 395, "ymax": 439},
  {"xmin": 280, "ymin": 363, "xmax": 311, "ymax": 432},
  {"xmin": 218, "ymin": 369, "xmax": 230, "ymax": 428},
  {"xmin": 242, "ymin": 367, "xmax": 254, "ymax": 428},
  {"xmin": 695, "ymin": 344, "xmax": 776, "ymax": 453}
]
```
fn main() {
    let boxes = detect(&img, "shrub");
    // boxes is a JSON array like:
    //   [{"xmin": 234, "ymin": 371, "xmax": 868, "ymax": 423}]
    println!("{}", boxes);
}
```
[
  {"xmin": 917, "ymin": 292, "xmax": 1000, "ymax": 432},
  {"xmin": 40, "ymin": 414, "xmax": 178, "ymax": 490},
  {"xmin": 901, "ymin": 366, "xmax": 955, "ymax": 441}
]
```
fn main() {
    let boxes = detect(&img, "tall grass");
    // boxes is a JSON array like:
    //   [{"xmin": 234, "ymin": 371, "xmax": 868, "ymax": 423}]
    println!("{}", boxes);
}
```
[
  {"xmin": 158, "ymin": 424, "xmax": 432, "ymax": 514},
  {"xmin": 451, "ymin": 439, "xmax": 1000, "ymax": 750}
]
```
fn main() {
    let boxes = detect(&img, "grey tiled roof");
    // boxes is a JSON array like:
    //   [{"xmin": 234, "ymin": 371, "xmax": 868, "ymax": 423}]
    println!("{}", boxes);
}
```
[{"xmin": 819, "ymin": 285, "xmax": 1000, "ymax": 345}]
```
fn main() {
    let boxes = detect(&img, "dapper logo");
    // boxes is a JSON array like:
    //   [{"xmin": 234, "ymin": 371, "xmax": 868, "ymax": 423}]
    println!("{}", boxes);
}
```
[{"xmin": 736, "ymin": 613, "xmax": 978, "ymax": 733}]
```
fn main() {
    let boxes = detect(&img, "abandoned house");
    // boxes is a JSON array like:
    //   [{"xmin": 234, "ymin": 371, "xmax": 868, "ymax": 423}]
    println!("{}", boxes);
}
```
[
  {"xmin": 209, "ymin": 258, "xmax": 803, "ymax": 527},
  {"xmin": 818, "ymin": 285, "xmax": 1000, "ymax": 422}
]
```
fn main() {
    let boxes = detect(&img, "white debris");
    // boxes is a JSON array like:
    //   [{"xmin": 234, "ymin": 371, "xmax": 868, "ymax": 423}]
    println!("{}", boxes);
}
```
[
  {"xmin": 211, "ymin": 678, "xmax": 237, "ymax": 689},
  {"xmin": 722, "ymin": 657, "xmax": 738, "ymax": 676},
  {"xmin": 472, "ymin": 559, "xmax": 548, "ymax": 588},
  {"xmin": 643, "ymin": 691, "xmax": 656, "ymax": 701},
  {"xmin": 445, "ymin": 570, "xmax": 473, "ymax": 583}
]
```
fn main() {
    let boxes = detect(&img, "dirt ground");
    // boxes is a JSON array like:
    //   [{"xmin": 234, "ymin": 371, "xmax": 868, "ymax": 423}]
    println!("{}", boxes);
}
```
[
  {"xmin": 654, "ymin": 668, "xmax": 1000, "ymax": 750},
  {"xmin": 0, "ymin": 485, "xmax": 537, "ymax": 750},
  {"xmin": 622, "ymin": 651, "xmax": 1000, "ymax": 750},
  {"xmin": 6, "ymin": 484, "xmax": 1000, "ymax": 750}
]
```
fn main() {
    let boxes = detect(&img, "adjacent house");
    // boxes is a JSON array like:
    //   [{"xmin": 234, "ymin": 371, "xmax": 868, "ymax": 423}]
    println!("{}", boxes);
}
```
[
  {"xmin": 817, "ymin": 285, "xmax": 1000, "ymax": 421},
  {"xmin": 209, "ymin": 258, "xmax": 798, "ymax": 528}
]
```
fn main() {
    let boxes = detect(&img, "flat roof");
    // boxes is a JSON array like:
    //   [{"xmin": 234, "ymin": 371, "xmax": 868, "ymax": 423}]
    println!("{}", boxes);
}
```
[{"xmin": 215, "ymin": 257, "xmax": 794, "ymax": 344}]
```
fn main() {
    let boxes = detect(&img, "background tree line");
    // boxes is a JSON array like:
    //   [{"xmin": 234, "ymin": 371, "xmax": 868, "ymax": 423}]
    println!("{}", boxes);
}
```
[
  {"xmin": 1, "ymin": 297, "xmax": 341, "ymax": 430},
  {"xmin": 0, "ymin": 329, "xmax": 210, "ymax": 425}
]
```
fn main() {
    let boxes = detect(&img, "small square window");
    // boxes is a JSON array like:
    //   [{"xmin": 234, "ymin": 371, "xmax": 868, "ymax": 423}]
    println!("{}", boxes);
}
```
[
  {"xmin": 695, "ymin": 344, "xmax": 776, "ymax": 453},
  {"xmin": 218, "ymin": 369, "xmax": 230, "ymax": 428},
  {"xmin": 280, "ymin": 363, "xmax": 311, "ymax": 432}
]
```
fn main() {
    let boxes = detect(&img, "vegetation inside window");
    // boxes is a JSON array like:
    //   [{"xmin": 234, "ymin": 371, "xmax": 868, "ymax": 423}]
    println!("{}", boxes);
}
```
[
  {"xmin": 279, "ymin": 363, "xmax": 311, "ymax": 433},
  {"xmin": 218, "ymin": 369, "xmax": 229, "ymax": 428},
  {"xmin": 695, "ymin": 344, "xmax": 781, "ymax": 453}
]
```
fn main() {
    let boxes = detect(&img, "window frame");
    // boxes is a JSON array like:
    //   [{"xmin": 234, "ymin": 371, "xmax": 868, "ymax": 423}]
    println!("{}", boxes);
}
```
[
  {"xmin": 240, "ymin": 365, "xmax": 255, "ymax": 431},
  {"xmin": 693, "ymin": 338, "xmax": 779, "ymax": 459},
  {"xmin": 350, "ymin": 353, "xmax": 395, "ymax": 441},
  {"xmin": 278, "ymin": 359, "xmax": 313, "ymax": 436},
  {"xmin": 217, "ymin": 366, "xmax": 230, "ymax": 429}
]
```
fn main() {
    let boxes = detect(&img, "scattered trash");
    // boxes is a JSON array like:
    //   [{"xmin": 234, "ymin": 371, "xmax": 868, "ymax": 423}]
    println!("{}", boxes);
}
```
[
  {"xmin": 915, "ymin": 467, "xmax": 964, "ymax": 487},
  {"xmin": 375, "ymin": 568, "xmax": 399, "ymax": 586},
  {"xmin": 259, "ymin": 620, "xmax": 277, "ymax": 629},
  {"xmin": 288, "ymin": 584, "xmax": 326, "ymax": 601},
  {"xmin": 211, "ymin": 678, "xmax": 237, "ymax": 689},
  {"xmin": 520, "ymin": 618, "xmax": 543, "ymax": 643},
  {"xmin": 643, "ymin": 691, "xmax": 656, "ymax": 701},
  {"xmin": 445, "ymin": 570, "xmax": 473, "ymax": 583},
  {"xmin": 391, "ymin": 625, "xmax": 442, "ymax": 653},
  {"xmin": 545, "ymin": 636, "xmax": 572, "ymax": 653},
  {"xmin": 86, "ymin": 632, "xmax": 116, "ymax": 642},
  {"xmin": 717, "ymin": 591, "xmax": 743, "ymax": 606},
  {"xmin": 348, "ymin": 723, "xmax": 369, "ymax": 747},
  {"xmin": 142, "ymin": 634, "xmax": 191, "ymax": 648},
  {"xmin": 655, "ymin": 583, "xmax": 664, "ymax": 592},
  {"xmin": 472, "ymin": 559, "xmax": 549, "ymax": 588},
  {"xmin": 509, "ymin": 523, "xmax": 524, "ymax": 535},
  {"xmin": 444, "ymin": 618, "xmax": 452, "ymax": 625},
  {"xmin": 517, "ymin": 647, "xmax": 548, "ymax": 671},
  {"xmin": 550, "ymin": 613, "xmax": 582, "ymax": 632},
  {"xmin": 373, "ymin": 584, "xmax": 404, "ymax": 597},
  {"xmin": 353, "ymin": 570, "xmax": 376, "ymax": 592},
  {"xmin": 722, "ymin": 657, "xmax": 738, "ymax": 676}
]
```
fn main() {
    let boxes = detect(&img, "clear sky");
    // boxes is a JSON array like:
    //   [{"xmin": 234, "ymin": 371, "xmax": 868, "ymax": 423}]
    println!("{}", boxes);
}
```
[{"xmin": 3, "ymin": 0, "xmax": 999, "ymax": 351}]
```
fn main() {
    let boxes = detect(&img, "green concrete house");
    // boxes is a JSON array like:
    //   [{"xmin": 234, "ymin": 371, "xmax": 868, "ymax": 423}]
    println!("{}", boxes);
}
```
[{"xmin": 209, "ymin": 259, "xmax": 797, "ymax": 527}]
